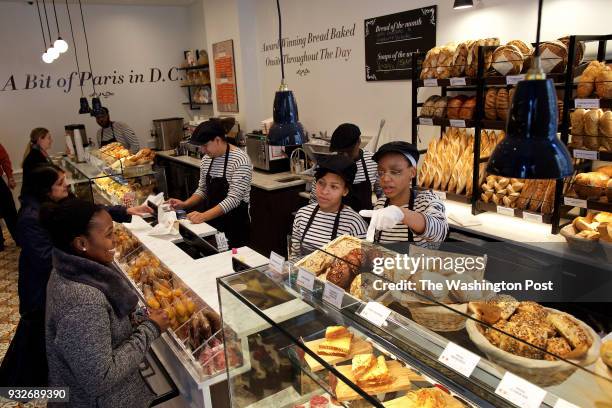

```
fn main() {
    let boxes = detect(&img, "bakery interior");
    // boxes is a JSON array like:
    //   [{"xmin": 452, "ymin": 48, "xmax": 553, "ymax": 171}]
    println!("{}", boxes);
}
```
[{"xmin": 1, "ymin": 0, "xmax": 612, "ymax": 407}]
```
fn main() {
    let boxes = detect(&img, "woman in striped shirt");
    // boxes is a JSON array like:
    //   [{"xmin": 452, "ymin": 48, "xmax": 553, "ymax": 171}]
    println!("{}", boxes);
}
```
[
  {"xmin": 292, "ymin": 156, "xmax": 368, "ymax": 256},
  {"xmin": 360, "ymin": 141, "xmax": 448, "ymax": 248}
]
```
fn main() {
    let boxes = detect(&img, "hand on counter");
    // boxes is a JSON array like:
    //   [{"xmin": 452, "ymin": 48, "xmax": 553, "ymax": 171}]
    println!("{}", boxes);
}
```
[
  {"xmin": 148, "ymin": 308, "xmax": 170, "ymax": 333},
  {"xmin": 127, "ymin": 203, "xmax": 154, "ymax": 216},
  {"xmin": 187, "ymin": 211, "xmax": 207, "ymax": 224},
  {"xmin": 166, "ymin": 198, "xmax": 186, "ymax": 210}
]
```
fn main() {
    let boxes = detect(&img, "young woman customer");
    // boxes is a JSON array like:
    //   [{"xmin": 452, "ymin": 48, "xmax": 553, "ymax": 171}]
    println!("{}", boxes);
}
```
[
  {"xmin": 42, "ymin": 198, "xmax": 169, "ymax": 407},
  {"xmin": 22, "ymin": 127, "xmax": 53, "ymax": 178}
]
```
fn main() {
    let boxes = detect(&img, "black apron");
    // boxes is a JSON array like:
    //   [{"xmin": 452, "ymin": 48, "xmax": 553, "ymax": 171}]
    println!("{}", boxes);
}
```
[
  {"xmin": 346, "ymin": 151, "xmax": 373, "ymax": 212},
  {"xmin": 299, "ymin": 204, "xmax": 342, "ymax": 256},
  {"xmin": 100, "ymin": 123, "xmax": 118, "ymax": 147},
  {"xmin": 374, "ymin": 191, "xmax": 416, "ymax": 244},
  {"xmin": 203, "ymin": 144, "xmax": 250, "ymax": 249}
]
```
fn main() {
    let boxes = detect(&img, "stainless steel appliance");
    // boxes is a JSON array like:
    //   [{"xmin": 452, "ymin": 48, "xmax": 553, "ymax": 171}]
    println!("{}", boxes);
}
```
[
  {"xmin": 65, "ymin": 124, "xmax": 88, "ymax": 147},
  {"xmin": 153, "ymin": 118, "xmax": 184, "ymax": 150},
  {"xmin": 246, "ymin": 133, "xmax": 291, "ymax": 173}
]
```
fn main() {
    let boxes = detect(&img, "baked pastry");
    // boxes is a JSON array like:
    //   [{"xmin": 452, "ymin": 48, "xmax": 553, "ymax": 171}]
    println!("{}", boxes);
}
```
[
  {"xmin": 547, "ymin": 313, "xmax": 592, "ymax": 352},
  {"xmin": 597, "ymin": 165, "xmax": 612, "ymax": 178},
  {"xmin": 584, "ymin": 109, "xmax": 603, "ymax": 150},
  {"xmin": 577, "ymin": 61, "xmax": 606, "ymax": 98},
  {"xmin": 447, "ymin": 95, "xmax": 467, "ymax": 119},
  {"xmin": 507, "ymin": 39, "xmax": 532, "ymax": 57},
  {"xmin": 557, "ymin": 36, "xmax": 585, "ymax": 67},
  {"xmin": 318, "ymin": 326, "xmax": 352, "ymax": 357},
  {"xmin": 421, "ymin": 95, "xmax": 441, "ymax": 117},
  {"xmin": 540, "ymin": 180, "xmax": 556, "ymax": 215},
  {"xmin": 487, "ymin": 294, "xmax": 519, "ymax": 320},
  {"xmin": 466, "ymin": 38, "xmax": 500, "ymax": 77},
  {"xmin": 485, "ymin": 88, "xmax": 498, "ymax": 120},
  {"xmin": 420, "ymin": 47, "xmax": 441, "ymax": 79},
  {"xmin": 571, "ymin": 108, "xmax": 586, "ymax": 136},
  {"xmin": 496, "ymin": 88, "xmax": 510, "ymax": 121},
  {"xmin": 492, "ymin": 44, "xmax": 523, "ymax": 75},
  {"xmin": 601, "ymin": 340, "xmax": 612, "ymax": 369},
  {"xmin": 458, "ymin": 96, "xmax": 476, "ymax": 120},
  {"xmin": 351, "ymin": 353, "xmax": 376, "ymax": 380},
  {"xmin": 577, "ymin": 230, "xmax": 600, "ymax": 240},
  {"xmin": 326, "ymin": 260, "xmax": 353, "ymax": 289},
  {"xmin": 450, "ymin": 40, "xmax": 472, "ymax": 77},
  {"xmin": 433, "ymin": 96, "xmax": 449, "ymax": 118},
  {"xmin": 594, "ymin": 212, "xmax": 612, "ymax": 224},
  {"xmin": 536, "ymin": 40, "xmax": 568, "ymax": 74},
  {"xmin": 574, "ymin": 172, "xmax": 609, "ymax": 199},
  {"xmin": 595, "ymin": 67, "xmax": 612, "ymax": 99},
  {"xmin": 600, "ymin": 110, "xmax": 612, "ymax": 151},
  {"xmin": 544, "ymin": 337, "xmax": 572, "ymax": 361},
  {"xmin": 356, "ymin": 355, "xmax": 392, "ymax": 387},
  {"xmin": 436, "ymin": 44, "xmax": 457, "ymax": 79},
  {"xmin": 349, "ymin": 274, "xmax": 363, "ymax": 299}
]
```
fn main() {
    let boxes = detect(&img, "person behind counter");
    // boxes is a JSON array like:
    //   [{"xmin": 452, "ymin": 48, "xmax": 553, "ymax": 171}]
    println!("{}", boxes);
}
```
[
  {"xmin": 95, "ymin": 107, "xmax": 140, "ymax": 154},
  {"xmin": 309, "ymin": 123, "xmax": 381, "ymax": 212},
  {"xmin": 292, "ymin": 155, "xmax": 368, "ymax": 256},
  {"xmin": 167, "ymin": 120, "xmax": 252, "ymax": 248},
  {"xmin": 22, "ymin": 127, "xmax": 53, "ymax": 178},
  {"xmin": 0, "ymin": 165, "xmax": 153, "ymax": 388},
  {"xmin": 0, "ymin": 142, "xmax": 18, "ymax": 251},
  {"xmin": 41, "ymin": 198, "xmax": 169, "ymax": 408},
  {"xmin": 360, "ymin": 141, "xmax": 448, "ymax": 247}
]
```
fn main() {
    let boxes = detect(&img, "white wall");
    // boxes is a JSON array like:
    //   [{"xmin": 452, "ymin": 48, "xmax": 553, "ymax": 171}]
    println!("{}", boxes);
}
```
[
  {"xmin": 0, "ymin": 1, "xmax": 196, "ymax": 169},
  {"xmin": 202, "ymin": 0, "xmax": 612, "ymax": 146}
]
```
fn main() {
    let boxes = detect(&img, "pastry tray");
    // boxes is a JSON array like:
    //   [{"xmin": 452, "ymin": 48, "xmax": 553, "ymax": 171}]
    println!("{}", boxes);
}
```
[{"xmin": 294, "ymin": 235, "xmax": 362, "ymax": 275}]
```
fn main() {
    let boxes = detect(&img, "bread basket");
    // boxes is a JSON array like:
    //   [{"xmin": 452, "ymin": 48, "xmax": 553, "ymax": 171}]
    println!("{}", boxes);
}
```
[
  {"xmin": 560, "ymin": 224, "xmax": 599, "ymax": 253},
  {"xmin": 405, "ymin": 302, "xmax": 468, "ymax": 332},
  {"xmin": 466, "ymin": 308, "xmax": 600, "ymax": 387}
]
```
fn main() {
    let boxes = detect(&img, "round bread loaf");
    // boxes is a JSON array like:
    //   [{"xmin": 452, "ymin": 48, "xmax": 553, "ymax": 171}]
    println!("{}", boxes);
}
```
[
  {"xmin": 421, "ymin": 95, "xmax": 440, "ymax": 117},
  {"xmin": 326, "ymin": 260, "xmax": 353, "ymax": 290},
  {"xmin": 574, "ymin": 172, "xmax": 609, "ymax": 199},
  {"xmin": 507, "ymin": 39, "xmax": 532, "ymax": 56},
  {"xmin": 557, "ymin": 36, "xmax": 585, "ymax": 67},
  {"xmin": 447, "ymin": 95, "xmax": 467, "ymax": 119},
  {"xmin": 596, "ymin": 165, "xmax": 612, "ymax": 178},
  {"xmin": 537, "ymin": 40, "xmax": 568, "ymax": 74},
  {"xmin": 458, "ymin": 96, "xmax": 476, "ymax": 120},
  {"xmin": 420, "ymin": 47, "xmax": 441, "ymax": 79},
  {"xmin": 571, "ymin": 108, "xmax": 586, "ymax": 135},
  {"xmin": 496, "ymin": 88, "xmax": 510, "ymax": 121},
  {"xmin": 492, "ymin": 45, "xmax": 524, "ymax": 76},
  {"xmin": 584, "ymin": 109, "xmax": 603, "ymax": 150},
  {"xmin": 450, "ymin": 41, "xmax": 472, "ymax": 77},
  {"xmin": 595, "ymin": 67, "xmax": 612, "ymax": 99},
  {"xmin": 433, "ymin": 96, "xmax": 449, "ymax": 119},
  {"xmin": 576, "ymin": 61, "xmax": 605, "ymax": 98},
  {"xmin": 436, "ymin": 44, "xmax": 456, "ymax": 79},
  {"xmin": 599, "ymin": 110, "xmax": 612, "ymax": 150},
  {"xmin": 485, "ymin": 88, "xmax": 498, "ymax": 120}
]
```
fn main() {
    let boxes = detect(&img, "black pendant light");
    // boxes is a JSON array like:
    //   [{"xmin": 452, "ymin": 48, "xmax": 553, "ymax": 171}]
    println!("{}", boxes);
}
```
[
  {"xmin": 486, "ymin": 0, "xmax": 573, "ymax": 179},
  {"xmin": 267, "ymin": 0, "xmax": 306, "ymax": 146},
  {"xmin": 76, "ymin": 0, "xmax": 103, "ymax": 116},
  {"xmin": 65, "ymin": 0, "xmax": 90, "ymax": 114},
  {"xmin": 453, "ymin": 0, "xmax": 474, "ymax": 10}
]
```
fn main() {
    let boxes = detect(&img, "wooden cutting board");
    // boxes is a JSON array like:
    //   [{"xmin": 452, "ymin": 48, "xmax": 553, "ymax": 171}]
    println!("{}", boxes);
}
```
[
  {"xmin": 334, "ymin": 360, "xmax": 424, "ymax": 402},
  {"xmin": 304, "ymin": 337, "xmax": 373, "ymax": 372},
  {"xmin": 382, "ymin": 390, "xmax": 465, "ymax": 408}
]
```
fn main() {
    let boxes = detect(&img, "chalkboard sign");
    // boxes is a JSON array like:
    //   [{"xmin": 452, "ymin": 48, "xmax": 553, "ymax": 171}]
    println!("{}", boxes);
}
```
[{"xmin": 364, "ymin": 6, "xmax": 437, "ymax": 81}]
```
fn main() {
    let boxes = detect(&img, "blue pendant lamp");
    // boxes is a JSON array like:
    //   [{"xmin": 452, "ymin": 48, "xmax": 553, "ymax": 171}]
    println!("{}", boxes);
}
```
[
  {"xmin": 268, "ymin": 0, "xmax": 306, "ymax": 146},
  {"xmin": 486, "ymin": 0, "xmax": 573, "ymax": 179}
]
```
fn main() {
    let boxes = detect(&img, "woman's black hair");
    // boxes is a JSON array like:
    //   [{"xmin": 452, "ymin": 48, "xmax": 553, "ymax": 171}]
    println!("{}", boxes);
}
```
[
  {"xmin": 40, "ymin": 198, "xmax": 106, "ymax": 254},
  {"xmin": 20, "ymin": 164, "xmax": 64, "ymax": 203}
]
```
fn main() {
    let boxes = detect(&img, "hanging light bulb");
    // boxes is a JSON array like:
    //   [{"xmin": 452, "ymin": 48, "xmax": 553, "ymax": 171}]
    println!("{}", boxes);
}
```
[
  {"xmin": 47, "ymin": 46, "xmax": 59, "ymax": 60},
  {"xmin": 54, "ymin": 37, "xmax": 69, "ymax": 53},
  {"xmin": 42, "ymin": 52, "xmax": 54, "ymax": 64}
]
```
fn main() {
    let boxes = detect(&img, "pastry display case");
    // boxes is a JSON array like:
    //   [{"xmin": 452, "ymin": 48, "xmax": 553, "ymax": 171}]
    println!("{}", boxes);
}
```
[{"xmin": 218, "ymin": 236, "xmax": 612, "ymax": 407}]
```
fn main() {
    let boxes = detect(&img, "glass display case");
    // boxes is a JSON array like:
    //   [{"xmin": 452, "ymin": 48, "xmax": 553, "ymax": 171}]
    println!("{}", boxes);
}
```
[{"xmin": 217, "ymin": 236, "xmax": 612, "ymax": 408}]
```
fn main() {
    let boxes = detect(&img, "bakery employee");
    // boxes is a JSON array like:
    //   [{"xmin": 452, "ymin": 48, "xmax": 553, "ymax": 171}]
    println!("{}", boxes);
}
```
[
  {"xmin": 310, "ymin": 123, "xmax": 381, "ymax": 212},
  {"xmin": 360, "ymin": 141, "xmax": 448, "ymax": 248},
  {"xmin": 95, "ymin": 107, "xmax": 140, "ymax": 154},
  {"xmin": 167, "ymin": 120, "xmax": 252, "ymax": 248},
  {"xmin": 292, "ymin": 155, "xmax": 368, "ymax": 255}
]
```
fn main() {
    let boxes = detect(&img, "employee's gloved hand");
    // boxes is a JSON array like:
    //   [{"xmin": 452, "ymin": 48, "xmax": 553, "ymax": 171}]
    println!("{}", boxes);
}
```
[{"xmin": 359, "ymin": 206, "xmax": 405, "ymax": 242}]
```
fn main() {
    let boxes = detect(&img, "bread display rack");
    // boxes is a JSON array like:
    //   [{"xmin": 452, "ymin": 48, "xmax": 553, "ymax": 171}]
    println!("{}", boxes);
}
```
[{"xmin": 411, "ymin": 34, "xmax": 612, "ymax": 234}]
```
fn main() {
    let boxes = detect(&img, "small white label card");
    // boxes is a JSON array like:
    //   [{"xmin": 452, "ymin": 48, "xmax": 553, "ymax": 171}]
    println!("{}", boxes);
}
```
[
  {"xmin": 506, "ymin": 74, "xmax": 526, "ymax": 85},
  {"xmin": 496, "ymin": 206, "xmax": 515, "ymax": 216},
  {"xmin": 574, "ymin": 98, "xmax": 600, "ymax": 109},
  {"xmin": 423, "ymin": 78, "xmax": 438, "ymax": 87},
  {"xmin": 215, "ymin": 232, "xmax": 228, "ymax": 251},
  {"xmin": 268, "ymin": 251, "xmax": 285, "ymax": 273},
  {"xmin": 449, "ymin": 119, "xmax": 467, "ymax": 128},
  {"xmin": 573, "ymin": 149, "xmax": 599, "ymax": 160},
  {"xmin": 522, "ymin": 211, "xmax": 543, "ymax": 223},
  {"xmin": 359, "ymin": 302, "xmax": 392, "ymax": 327},
  {"xmin": 495, "ymin": 372, "xmax": 546, "ymax": 408},
  {"xmin": 419, "ymin": 117, "xmax": 434, "ymax": 126},
  {"xmin": 450, "ymin": 77, "xmax": 467, "ymax": 86},
  {"xmin": 438, "ymin": 342, "xmax": 481, "ymax": 378},
  {"xmin": 563, "ymin": 197, "xmax": 587, "ymax": 208},
  {"xmin": 433, "ymin": 190, "xmax": 447, "ymax": 200},
  {"xmin": 322, "ymin": 281, "xmax": 344, "ymax": 309},
  {"xmin": 554, "ymin": 398, "xmax": 580, "ymax": 408},
  {"xmin": 296, "ymin": 268, "xmax": 315, "ymax": 291}
]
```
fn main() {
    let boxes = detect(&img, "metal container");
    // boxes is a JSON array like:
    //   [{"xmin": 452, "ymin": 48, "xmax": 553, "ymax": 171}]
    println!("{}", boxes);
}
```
[
  {"xmin": 153, "ymin": 118, "xmax": 184, "ymax": 151},
  {"xmin": 246, "ymin": 133, "xmax": 291, "ymax": 173}
]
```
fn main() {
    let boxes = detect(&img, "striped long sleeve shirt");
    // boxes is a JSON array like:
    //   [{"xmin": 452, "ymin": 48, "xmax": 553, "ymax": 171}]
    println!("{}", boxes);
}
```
[
  {"xmin": 194, "ymin": 148, "xmax": 252, "ymax": 214},
  {"xmin": 97, "ymin": 121, "xmax": 140, "ymax": 154}
]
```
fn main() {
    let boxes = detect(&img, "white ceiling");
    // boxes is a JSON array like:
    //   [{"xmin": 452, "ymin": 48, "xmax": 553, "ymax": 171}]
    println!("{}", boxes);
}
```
[{"xmin": 0, "ymin": 0, "xmax": 196, "ymax": 6}]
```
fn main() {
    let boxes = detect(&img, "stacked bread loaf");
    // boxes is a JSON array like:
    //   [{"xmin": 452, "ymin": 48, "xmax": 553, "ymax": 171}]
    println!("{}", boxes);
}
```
[
  {"xmin": 570, "ymin": 108, "xmax": 612, "ymax": 151},
  {"xmin": 576, "ymin": 61, "xmax": 612, "ymax": 99},
  {"xmin": 421, "ymin": 94, "xmax": 477, "ymax": 120},
  {"xmin": 571, "ymin": 165, "xmax": 612, "ymax": 201}
]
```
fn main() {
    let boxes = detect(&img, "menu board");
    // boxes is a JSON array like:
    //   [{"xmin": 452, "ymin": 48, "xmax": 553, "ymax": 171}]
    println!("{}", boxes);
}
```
[
  {"xmin": 364, "ymin": 6, "xmax": 437, "ymax": 81},
  {"xmin": 213, "ymin": 39, "xmax": 239, "ymax": 113}
]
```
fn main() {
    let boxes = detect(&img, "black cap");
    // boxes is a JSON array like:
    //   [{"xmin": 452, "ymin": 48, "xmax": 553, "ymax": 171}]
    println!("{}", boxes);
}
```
[
  {"xmin": 372, "ymin": 141, "xmax": 419, "ymax": 167},
  {"xmin": 94, "ymin": 107, "xmax": 109, "ymax": 118},
  {"xmin": 189, "ymin": 120, "xmax": 226, "ymax": 145},
  {"xmin": 315, "ymin": 155, "xmax": 357, "ymax": 185},
  {"xmin": 330, "ymin": 123, "xmax": 361, "ymax": 151}
]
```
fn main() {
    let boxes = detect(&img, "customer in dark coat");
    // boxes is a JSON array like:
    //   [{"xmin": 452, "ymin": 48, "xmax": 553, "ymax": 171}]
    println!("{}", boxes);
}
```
[
  {"xmin": 22, "ymin": 127, "xmax": 53, "ymax": 180},
  {"xmin": 42, "ymin": 199, "xmax": 170, "ymax": 408},
  {"xmin": 0, "ymin": 165, "xmax": 153, "ymax": 388}
]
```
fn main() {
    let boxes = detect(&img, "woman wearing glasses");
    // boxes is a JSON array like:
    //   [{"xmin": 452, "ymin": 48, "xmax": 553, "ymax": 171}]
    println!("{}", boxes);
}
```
[{"xmin": 360, "ymin": 141, "xmax": 448, "ymax": 247}]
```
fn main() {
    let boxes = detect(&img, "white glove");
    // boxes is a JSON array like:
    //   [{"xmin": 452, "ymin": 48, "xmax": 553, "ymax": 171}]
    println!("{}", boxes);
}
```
[{"xmin": 360, "ymin": 206, "xmax": 405, "ymax": 242}]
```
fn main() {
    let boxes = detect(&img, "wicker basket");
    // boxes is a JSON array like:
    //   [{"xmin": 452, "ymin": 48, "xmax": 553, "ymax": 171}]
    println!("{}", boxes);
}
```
[
  {"xmin": 405, "ymin": 302, "xmax": 468, "ymax": 332},
  {"xmin": 465, "ymin": 308, "xmax": 601, "ymax": 387},
  {"xmin": 560, "ymin": 224, "xmax": 600, "ymax": 253}
]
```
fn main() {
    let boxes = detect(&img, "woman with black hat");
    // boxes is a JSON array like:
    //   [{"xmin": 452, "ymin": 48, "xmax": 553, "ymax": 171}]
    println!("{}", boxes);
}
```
[
  {"xmin": 360, "ymin": 141, "xmax": 448, "ymax": 247},
  {"xmin": 167, "ymin": 120, "xmax": 252, "ymax": 248},
  {"xmin": 292, "ymin": 155, "xmax": 368, "ymax": 255},
  {"xmin": 310, "ymin": 123, "xmax": 381, "ymax": 212}
]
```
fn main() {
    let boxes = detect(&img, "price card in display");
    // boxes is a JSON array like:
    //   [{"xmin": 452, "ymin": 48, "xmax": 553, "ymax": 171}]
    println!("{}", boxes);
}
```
[
  {"xmin": 554, "ymin": 399, "xmax": 580, "ymax": 408},
  {"xmin": 496, "ymin": 206, "xmax": 515, "ymax": 216},
  {"xmin": 433, "ymin": 190, "xmax": 447, "ymax": 200},
  {"xmin": 360, "ymin": 302, "xmax": 392, "ymax": 327},
  {"xmin": 323, "ymin": 281, "xmax": 344, "ymax": 309},
  {"xmin": 215, "ymin": 232, "xmax": 228, "ymax": 252},
  {"xmin": 450, "ymin": 77, "xmax": 467, "ymax": 86},
  {"xmin": 449, "ymin": 119, "xmax": 466, "ymax": 128},
  {"xmin": 564, "ymin": 197, "xmax": 587, "ymax": 208},
  {"xmin": 423, "ymin": 78, "xmax": 438, "ymax": 87},
  {"xmin": 438, "ymin": 342, "xmax": 480, "ymax": 378},
  {"xmin": 268, "ymin": 251, "xmax": 285, "ymax": 273},
  {"xmin": 574, "ymin": 98, "xmax": 600, "ymax": 109},
  {"xmin": 419, "ymin": 117, "xmax": 434, "ymax": 126},
  {"xmin": 522, "ymin": 211, "xmax": 543, "ymax": 223},
  {"xmin": 506, "ymin": 74, "xmax": 525, "ymax": 85},
  {"xmin": 296, "ymin": 268, "xmax": 315, "ymax": 291},
  {"xmin": 573, "ymin": 149, "xmax": 599, "ymax": 160},
  {"xmin": 495, "ymin": 372, "xmax": 546, "ymax": 408}
]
